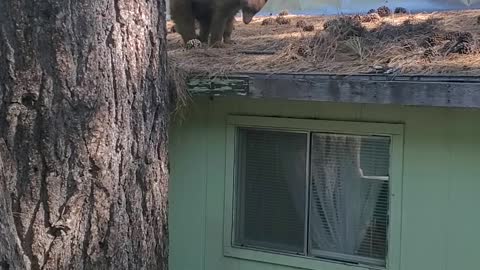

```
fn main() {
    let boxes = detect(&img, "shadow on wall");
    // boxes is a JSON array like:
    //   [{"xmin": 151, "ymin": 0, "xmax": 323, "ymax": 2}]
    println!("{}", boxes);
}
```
[{"xmin": 165, "ymin": 0, "xmax": 480, "ymax": 17}]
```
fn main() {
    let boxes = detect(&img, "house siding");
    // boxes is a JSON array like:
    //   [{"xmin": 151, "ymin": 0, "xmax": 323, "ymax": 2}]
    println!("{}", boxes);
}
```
[{"xmin": 169, "ymin": 97, "xmax": 480, "ymax": 270}]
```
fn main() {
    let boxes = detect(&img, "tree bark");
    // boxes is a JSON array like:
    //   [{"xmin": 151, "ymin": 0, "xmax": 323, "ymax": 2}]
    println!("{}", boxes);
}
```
[{"xmin": 0, "ymin": 0, "xmax": 170, "ymax": 269}]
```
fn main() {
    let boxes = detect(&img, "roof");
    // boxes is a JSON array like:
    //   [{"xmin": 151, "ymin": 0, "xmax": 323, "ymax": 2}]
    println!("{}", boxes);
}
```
[{"xmin": 167, "ymin": 9, "xmax": 480, "ymax": 76}]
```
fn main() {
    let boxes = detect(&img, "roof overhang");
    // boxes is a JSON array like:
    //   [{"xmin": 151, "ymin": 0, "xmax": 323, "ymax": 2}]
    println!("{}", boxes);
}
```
[{"xmin": 187, "ymin": 73, "xmax": 480, "ymax": 109}]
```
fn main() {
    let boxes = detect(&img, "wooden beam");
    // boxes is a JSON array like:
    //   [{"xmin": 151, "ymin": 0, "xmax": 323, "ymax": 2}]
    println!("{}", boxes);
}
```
[
  {"xmin": 188, "ymin": 73, "xmax": 480, "ymax": 109},
  {"xmin": 187, "ymin": 76, "xmax": 249, "ymax": 96}
]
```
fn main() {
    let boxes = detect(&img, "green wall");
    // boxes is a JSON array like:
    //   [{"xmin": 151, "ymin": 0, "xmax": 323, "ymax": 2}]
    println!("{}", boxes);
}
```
[{"xmin": 169, "ymin": 97, "xmax": 480, "ymax": 270}]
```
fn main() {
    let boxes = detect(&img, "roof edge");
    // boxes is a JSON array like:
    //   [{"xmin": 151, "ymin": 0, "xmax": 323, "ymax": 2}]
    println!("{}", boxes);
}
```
[{"xmin": 187, "ymin": 73, "xmax": 480, "ymax": 109}]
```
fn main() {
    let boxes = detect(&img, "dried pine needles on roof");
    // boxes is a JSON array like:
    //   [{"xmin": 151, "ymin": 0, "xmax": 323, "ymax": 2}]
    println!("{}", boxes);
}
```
[{"xmin": 167, "ymin": 9, "xmax": 480, "ymax": 76}]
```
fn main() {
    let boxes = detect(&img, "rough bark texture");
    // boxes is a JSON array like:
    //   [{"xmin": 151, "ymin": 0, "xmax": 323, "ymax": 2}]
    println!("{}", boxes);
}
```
[{"xmin": 0, "ymin": 0, "xmax": 170, "ymax": 269}]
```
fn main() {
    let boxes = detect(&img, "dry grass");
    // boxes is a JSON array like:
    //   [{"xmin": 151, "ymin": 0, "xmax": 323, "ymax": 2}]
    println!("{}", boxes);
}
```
[
  {"xmin": 167, "ymin": 9, "xmax": 480, "ymax": 76},
  {"xmin": 167, "ymin": 60, "xmax": 190, "ymax": 117},
  {"xmin": 276, "ymin": 16, "xmax": 292, "ymax": 25}
]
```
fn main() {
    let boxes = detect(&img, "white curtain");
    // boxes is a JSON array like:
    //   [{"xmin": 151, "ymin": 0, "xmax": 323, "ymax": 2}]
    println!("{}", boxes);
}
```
[
  {"xmin": 309, "ymin": 134, "xmax": 383, "ymax": 256},
  {"xmin": 275, "ymin": 132, "xmax": 386, "ymax": 257}
]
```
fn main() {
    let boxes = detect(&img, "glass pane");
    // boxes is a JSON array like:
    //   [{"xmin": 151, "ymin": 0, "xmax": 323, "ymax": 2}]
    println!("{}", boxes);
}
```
[
  {"xmin": 308, "ymin": 133, "xmax": 390, "ymax": 266},
  {"xmin": 360, "ymin": 137, "xmax": 390, "ymax": 177},
  {"xmin": 234, "ymin": 128, "xmax": 307, "ymax": 254}
]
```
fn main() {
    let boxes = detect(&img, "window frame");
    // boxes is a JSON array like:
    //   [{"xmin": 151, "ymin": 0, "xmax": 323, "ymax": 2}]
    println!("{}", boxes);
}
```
[{"xmin": 223, "ymin": 115, "xmax": 404, "ymax": 270}]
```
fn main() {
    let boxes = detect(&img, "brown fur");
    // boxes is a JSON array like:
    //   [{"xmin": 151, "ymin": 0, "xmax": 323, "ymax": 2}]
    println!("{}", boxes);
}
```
[
  {"xmin": 170, "ymin": 0, "xmax": 267, "ymax": 47},
  {"xmin": 240, "ymin": 0, "xmax": 268, "ymax": 24}
]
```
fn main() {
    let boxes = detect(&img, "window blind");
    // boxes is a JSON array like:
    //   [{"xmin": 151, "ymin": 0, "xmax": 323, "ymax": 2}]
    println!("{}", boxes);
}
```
[{"xmin": 234, "ymin": 129, "xmax": 307, "ymax": 253}]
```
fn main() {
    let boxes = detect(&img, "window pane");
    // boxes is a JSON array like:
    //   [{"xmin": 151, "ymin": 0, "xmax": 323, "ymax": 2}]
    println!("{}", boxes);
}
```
[
  {"xmin": 360, "ymin": 137, "xmax": 390, "ymax": 177},
  {"xmin": 309, "ymin": 134, "xmax": 390, "ymax": 266},
  {"xmin": 235, "ymin": 128, "xmax": 307, "ymax": 253}
]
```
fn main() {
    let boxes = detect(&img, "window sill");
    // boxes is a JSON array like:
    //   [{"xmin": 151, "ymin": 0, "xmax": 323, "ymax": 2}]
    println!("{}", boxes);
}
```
[{"xmin": 224, "ymin": 245, "xmax": 386, "ymax": 270}]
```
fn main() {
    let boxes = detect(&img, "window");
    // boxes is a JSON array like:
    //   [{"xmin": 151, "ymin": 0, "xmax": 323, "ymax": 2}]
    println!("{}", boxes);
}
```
[
  {"xmin": 224, "ymin": 116, "xmax": 403, "ymax": 270},
  {"xmin": 235, "ymin": 129, "xmax": 307, "ymax": 254}
]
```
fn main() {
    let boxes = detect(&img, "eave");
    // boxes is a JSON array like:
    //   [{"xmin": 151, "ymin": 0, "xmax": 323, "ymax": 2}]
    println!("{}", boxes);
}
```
[{"xmin": 187, "ymin": 73, "xmax": 480, "ymax": 109}]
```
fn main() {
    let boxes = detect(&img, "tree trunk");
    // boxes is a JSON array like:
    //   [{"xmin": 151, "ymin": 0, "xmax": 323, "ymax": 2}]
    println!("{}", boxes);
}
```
[{"xmin": 0, "ymin": 0, "xmax": 170, "ymax": 269}]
